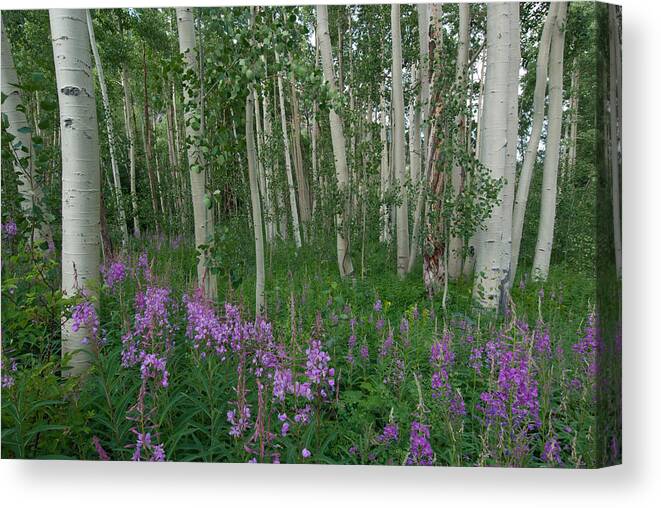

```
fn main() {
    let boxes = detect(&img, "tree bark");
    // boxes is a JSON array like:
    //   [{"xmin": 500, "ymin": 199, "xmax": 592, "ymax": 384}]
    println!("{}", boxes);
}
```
[
  {"xmin": 472, "ymin": 3, "xmax": 512, "ymax": 309},
  {"xmin": 275, "ymin": 51, "xmax": 302, "ymax": 249},
  {"xmin": 317, "ymin": 4, "xmax": 355, "ymax": 279},
  {"xmin": 121, "ymin": 64, "xmax": 140, "ymax": 238},
  {"xmin": 50, "ymin": 8, "xmax": 101, "ymax": 376},
  {"xmin": 448, "ymin": 3, "xmax": 471, "ymax": 280},
  {"xmin": 1, "ymin": 19, "xmax": 53, "ymax": 245},
  {"xmin": 246, "ymin": 87, "xmax": 265, "ymax": 316},
  {"xmin": 176, "ymin": 7, "xmax": 217, "ymax": 298},
  {"xmin": 392, "ymin": 4, "xmax": 409, "ymax": 279},
  {"xmin": 379, "ymin": 81, "xmax": 391, "ymax": 244},
  {"xmin": 531, "ymin": 3, "xmax": 567, "ymax": 281},
  {"xmin": 511, "ymin": 3, "xmax": 557, "ymax": 284}
]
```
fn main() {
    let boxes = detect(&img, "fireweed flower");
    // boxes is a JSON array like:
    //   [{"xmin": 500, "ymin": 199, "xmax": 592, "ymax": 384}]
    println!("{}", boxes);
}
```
[
  {"xmin": 377, "ymin": 423, "xmax": 399, "ymax": 444},
  {"xmin": 478, "ymin": 348, "xmax": 541, "ymax": 431},
  {"xmin": 375, "ymin": 318, "xmax": 385, "ymax": 331},
  {"xmin": 379, "ymin": 333, "xmax": 394, "ymax": 358},
  {"xmin": 406, "ymin": 421, "xmax": 433, "ymax": 466},
  {"xmin": 101, "ymin": 260, "xmax": 127, "ymax": 290},
  {"xmin": 359, "ymin": 344, "xmax": 369, "ymax": 361},
  {"xmin": 541, "ymin": 437, "xmax": 562, "ymax": 465},
  {"xmin": 1, "ymin": 220, "xmax": 17, "ymax": 239},
  {"xmin": 70, "ymin": 300, "xmax": 100, "ymax": 346},
  {"xmin": 227, "ymin": 406, "xmax": 252, "ymax": 437},
  {"xmin": 121, "ymin": 287, "xmax": 174, "ymax": 368},
  {"xmin": 374, "ymin": 299, "xmax": 383, "ymax": 313},
  {"xmin": 131, "ymin": 430, "xmax": 166, "ymax": 461},
  {"xmin": 302, "ymin": 448, "xmax": 311, "ymax": 458}
]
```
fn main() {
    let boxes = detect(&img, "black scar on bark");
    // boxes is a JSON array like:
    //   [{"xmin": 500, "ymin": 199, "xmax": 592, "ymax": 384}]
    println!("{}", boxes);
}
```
[
  {"xmin": 61, "ymin": 86, "xmax": 81, "ymax": 96},
  {"xmin": 64, "ymin": 118, "xmax": 73, "ymax": 128}
]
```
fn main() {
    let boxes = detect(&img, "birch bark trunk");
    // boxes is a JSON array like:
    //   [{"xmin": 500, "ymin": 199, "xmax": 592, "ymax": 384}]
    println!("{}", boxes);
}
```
[
  {"xmin": 531, "ymin": 3, "xmax": 567, "ymax": 281},
  {"xmin": 448, "ymin": 3, "xmax": 471, "ymax": 280},
  {"xmin": 472, "ymin": 3, "xmax": 511, "ymax": 309},
  {"xmin": 86, "ymin": 10, "xmax": 129, "ymax": 251},
  {"xmin": 379, "ymin": 81, "xmax": 391, "ymax": 244},
  {"xmin": 1, "ymin": 19, "xmax": 53, "ymax": 245},
  {"xmin": 275, "ymin": 51, "xmax": 302, "ymax": 249},
  {"xmin": 121, "ymin": 64, "xmax": 140, "ymax": 238},
  {"xmin": 317, "ymin": 4, "xmax": 355, "ymax": 279},
  {"xmin": 511, "ymin": 3, "xmax": 557, "ymax": 284},
  {"xmin": 176, "ymin": 7, "xmax": 216, "ymax": 298},
  {"xmin": 392, "ymin": 4, "xmax": 409, "ymax": 278},
  {"xmin": 246, "ymin": 87, "xmax": 265, "ymax": 316},
  {"xmin": 50, "ymin": 8, "xmax": 101, "ymax": 376}
]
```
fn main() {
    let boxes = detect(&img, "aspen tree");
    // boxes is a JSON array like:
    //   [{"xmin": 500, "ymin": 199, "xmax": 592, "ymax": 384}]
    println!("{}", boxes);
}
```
[
  {"xmin": 86, "ymin": 10, "xmax": 129, "ymax": 251},
  {"xmin": 50, "ymin": 8, "xmax": 101, "ymax": 375},
  {"xmin": 176, "ymin": 7, "xmax": 217, "ymax": 298},
  {"xmin": 531, "ymin": 3, "xmax": 567, "ymax": 281},
  {"xmin": 316, "ymin": 4, "xmax": 354, "ymax": 279},
  {"xmin": 511, "ymin": 3, "xmax": 558, "ymax": 283},
  {"xmin": 392, "ymin": 3, "xmax": 409, "ymax": 278}
]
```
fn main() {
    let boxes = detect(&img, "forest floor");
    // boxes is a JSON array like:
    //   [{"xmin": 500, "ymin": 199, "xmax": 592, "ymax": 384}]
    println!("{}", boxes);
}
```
[{"xmin": 1, "ymin": 228, "xmax": 602, "ymax": 466}]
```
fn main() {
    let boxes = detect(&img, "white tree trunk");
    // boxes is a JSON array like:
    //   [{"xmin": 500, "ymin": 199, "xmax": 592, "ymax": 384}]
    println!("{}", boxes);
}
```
[
  {"xmin": 317, "ymin": 4, "xmax": 355, "ymax": 279},
  {"xmin": 262, "ymin": 91, "xmax": 277, "ymax": 242},
  {"xmin": 275, "ymin": 51, "xmax": 302, "ymax": 249},
  {"xmin": 1, "ymin": 19, "xmax": 52, "ymax": 245},
  {"xmin": 176, "ymin": 7, "xmax": 216, "ymax": 298},
  {"xmin": 510, "ymin": 3, "xmax": 557, "ymax": 284},
  {"xmin": 254, "ymin": 89, "xmax": 273, "ymax": 244},
  {"xmin": 499, "ymin": 2, "xmax": 520, "ymax": 293},
  {"xmin": 121, "ymin": 64, "xmax": 140, "ymax": 238},
  {"xmin": 472, "ymin": 3, "xmax": 511, "ymax": 309},
  {"xmin": 417, "ymin": 3, "xmax": 430, "ymax": 143},
  {"xmin": 50, "ymin": 9, "xmax": 101, "ymax": 376},
  {"xmin": 448, "ymin": 3, "xmax": 471, "ymax": 280},
  {"xmin": 379, "ymin": 81, "xmax": 391, "ymax": 244},
  {"xmin": 531, "ymin": 3, "xmax": 567, "ymax": 281},
  {"xmin": 86, "ymin": 10, "xmax": 129, "ymax": 252},
  {"xmin": 408, "ymin": 64, "xmax": 421, "ymax": 186},
  {"xmin": 392, "ymin": 4, "xmax": 409, "ymax": 278},
  {"xmin": 246, "ymin": 88, "xmax": 265, "ymax": 316}
]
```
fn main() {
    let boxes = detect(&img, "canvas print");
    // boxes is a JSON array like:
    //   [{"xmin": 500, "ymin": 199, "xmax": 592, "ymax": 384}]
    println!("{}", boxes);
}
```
[{"xmin": 0, "ymin": 2, "xmax": 621, "ymax": 468}]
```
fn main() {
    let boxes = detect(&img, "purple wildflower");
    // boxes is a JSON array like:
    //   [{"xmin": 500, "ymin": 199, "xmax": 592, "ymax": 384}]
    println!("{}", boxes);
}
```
[{"xmin": 406, "ymin": 421, "xmax": 433, "ymax": 466}]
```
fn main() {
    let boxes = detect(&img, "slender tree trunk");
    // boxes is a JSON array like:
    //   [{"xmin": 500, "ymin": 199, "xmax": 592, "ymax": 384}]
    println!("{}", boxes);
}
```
[
  {"xmin": 86, "ymin": 10, "xmax": 129, "ymax": 252},
  {"xmin": 121, "ymin": 64, "xmax": 140, "ymax": 238},
  {"xmin": 275, "ymin": 51, "xmax": 302, "ymax": 249},
  {"xmin": 176, "ymin": 7, "xmax": 216, "ymax": 298},
  {"xmin": 408, "ymin": 64, "xmax": 421, "ymax": 185},
  {"xmin": 448, "ymin": 3, "xmax": 471, "ymax": 280},
  {"xmin": 511, "ymin": 3, "xmax": 557, "ymax": 284},
  {"xmin": 472, "ymin": 3, "xmax": 511, "ymax": 309},
  {"xmin": 289, "ymin": 64, "xmax": 312, "ymax": 228},
  {"xmin": 418, "ymin": 3, "xmax": 430, "ymax": 146},
  {"xmin": 142, "ymin": 44, "xmax": 160, "ymax": 228},
  {"xmin": 50, "ymin": 9, "xmax": 101, "ymax": 376},
  {"xmin": 531, "ymin": 3, "xmax": 567, "ymax": 281},
  {"xmin": 392, "ymin": 4, "xmax": 409, "ymax": 278},
  {"xmin": 410, "ymin": 4, "xmax": 443, "ymax": 277},
  {"xmin": 246, "ymin": 87, "xmax": 265, "ymax": 316},
  {"xmin": 262, "ymin": 91, "xmax": 277, "ymax": 241},
  {"xmin": 1, "ymin": 19, "xmax": 53, "ymax": 245},
  {"xmin": 317, "ymin": 4, "xmax": 355, "ymax": 278},
  {"xmin": 499, "ymin": 2, "xmax": 520, "ymax": 295},
  {"xmin": 254, "ymin": 89, "xmax": 273, "ymax": 243},
  {"xmin": 379, "ymin": 81, "xmax": 391, "ymax": 244}
]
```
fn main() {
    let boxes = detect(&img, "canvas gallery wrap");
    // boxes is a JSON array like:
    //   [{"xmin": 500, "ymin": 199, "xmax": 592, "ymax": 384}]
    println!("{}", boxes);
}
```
[{"xmin": 0, "ymin": 2, "xmax": 621, "ymax": 468}]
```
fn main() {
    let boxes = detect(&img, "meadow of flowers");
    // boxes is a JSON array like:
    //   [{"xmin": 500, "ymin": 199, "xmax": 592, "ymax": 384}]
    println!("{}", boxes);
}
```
[{"xmin": 1, "ymin": 227, "xmax": 620, "ymax": 467}]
